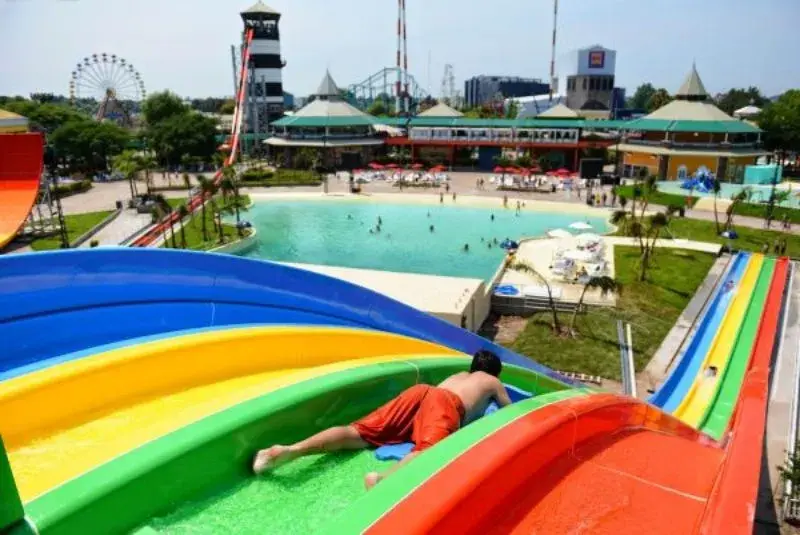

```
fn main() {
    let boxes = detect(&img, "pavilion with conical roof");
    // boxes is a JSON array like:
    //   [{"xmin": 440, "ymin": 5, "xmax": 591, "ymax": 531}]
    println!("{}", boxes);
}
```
[
  {"xmin": 617, "ymin": 64, "xmax": 766, "ymax": 181},
  {"xmin": 266, "ymin": 71, "xmax": 383, "ymax": 167}
]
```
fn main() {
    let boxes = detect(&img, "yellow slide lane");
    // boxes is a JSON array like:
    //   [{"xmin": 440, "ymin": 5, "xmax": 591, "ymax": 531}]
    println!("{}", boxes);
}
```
[
  {"xmin": 673, "ymin": 254, "xmax": 764, "ymax": 427},
  {"xmin": 0, "ymin": 326, "xmax": 462, "ymax": 501}
]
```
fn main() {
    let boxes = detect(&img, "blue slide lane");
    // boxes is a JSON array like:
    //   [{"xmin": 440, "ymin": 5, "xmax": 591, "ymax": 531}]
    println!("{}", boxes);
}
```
[
  {"xmin": 648, "ymin": 252, "xmax": 750, "ymax": 412},
  {"xmin": 0, "ymin": 249, "xmax": 577, "ymax": 386}
]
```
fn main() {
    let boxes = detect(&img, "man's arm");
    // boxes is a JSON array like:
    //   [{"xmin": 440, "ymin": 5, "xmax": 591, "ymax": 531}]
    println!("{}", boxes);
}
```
[{"xmin": 493, "ymin": 379, "xmax": 513, "ymax": 407}]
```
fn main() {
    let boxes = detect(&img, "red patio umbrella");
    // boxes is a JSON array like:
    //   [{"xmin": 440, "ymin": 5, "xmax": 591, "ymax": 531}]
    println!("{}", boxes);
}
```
[
  {"xmin": 386, "ymin": 163, "xmax": 399, "ymax": 169},
  {"xmin": 493, "ymin": 166, "xmax": 506, "ymax": 173},
  {"xmin": 529, "ymin": 166, "xmax": 542, "ymax": 173},
  {"xmin": 429, "ymin": 165, "xmax": 446, "ymax": 173},
  {"xmin": 411, "ymin": 163, "xmax": 424, "ymax": 170},
  {"xmin": 368, "ymin": 162, "xmax": 384, "ymax": 170},
  {"xmin": 546, "ymin": 170, "xmax": 557, "ymax": 176},
  {"xmin": 555, "ymin": 168, "xmax": 571, "ymax": 175}
]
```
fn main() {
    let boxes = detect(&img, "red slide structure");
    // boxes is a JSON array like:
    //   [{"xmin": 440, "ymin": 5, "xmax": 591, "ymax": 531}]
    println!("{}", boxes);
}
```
[
  {"xmin": 366, "ymin": 258, "xmax": 791, "ymax": 535},
  {"xmin": 0, "ymin": 132, "xmax": 44, "ymax": 249},
  {"xmin": 131, "ymin": 28, "xmax": 254, "ymax": 247}
]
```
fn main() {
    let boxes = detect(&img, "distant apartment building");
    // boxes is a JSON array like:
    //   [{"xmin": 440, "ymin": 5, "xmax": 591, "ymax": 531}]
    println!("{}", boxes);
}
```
[{"xmin": 464, "ymin": 76, "xmax": 549, "ymax": 108}]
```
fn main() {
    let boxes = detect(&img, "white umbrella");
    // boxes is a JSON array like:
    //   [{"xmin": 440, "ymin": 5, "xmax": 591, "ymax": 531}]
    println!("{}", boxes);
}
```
[
  {"xmin": 575, "ymin": 233, "xmax": 602, "ymax": 244},
  {"xmin": 564, "ymin": 249, "xmax": 598, "ymax": 262},
  {"xmin": 569, "ymin": 221, "xmax": 593, "ymax": 230},
  {"xmin": 547, "ymin": 229, "xmax": 572, "ymax": 239}
]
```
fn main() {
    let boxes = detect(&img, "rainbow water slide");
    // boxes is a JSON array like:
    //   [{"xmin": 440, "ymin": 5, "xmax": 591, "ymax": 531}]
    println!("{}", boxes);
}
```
[
  {"xmin": 672, "ymin": 254, "xmax": 765, "ymax": 426},
  {"xmin": 0, "ymin": 133, "xmax": 43, "ymax": 249},
  {"xmin": 0, "ymin": 250, "xmax": 790, "ymax": 534},
  {"xmin": 649, "ymin": 252, "xmax": 749, "ymax": 412}
]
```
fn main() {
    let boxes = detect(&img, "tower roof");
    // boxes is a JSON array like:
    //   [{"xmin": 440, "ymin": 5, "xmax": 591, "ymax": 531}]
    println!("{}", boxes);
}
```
[
  {"xmin": 418, "ymin": 102, "xmax": 463, "ymax": 118},
  {"xmin": 316, "ymin": 70, "xmax": 340, "ymax": 98},
  {"xmin": 675, "ymin": 63, "xmax": 709, "ymax": 99},
  {"xmin": 241, "ymin": 1, "xmax": 280, "ymax": 16}
]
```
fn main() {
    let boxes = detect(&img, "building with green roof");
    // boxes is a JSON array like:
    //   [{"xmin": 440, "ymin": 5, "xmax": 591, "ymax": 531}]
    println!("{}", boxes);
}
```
[
  {"xmin": 266, "ymin": 71, "xmax": 384, "ymax": 167},
  {"xmin": 617, "ymin": 64, "xmax": 767, "ymax": 181}
]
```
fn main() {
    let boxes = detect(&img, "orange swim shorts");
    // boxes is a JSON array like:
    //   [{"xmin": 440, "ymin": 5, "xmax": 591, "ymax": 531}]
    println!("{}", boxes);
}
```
[{"xmin": 352, "ymin": 384, "xmax": 466, "ymax": 452}]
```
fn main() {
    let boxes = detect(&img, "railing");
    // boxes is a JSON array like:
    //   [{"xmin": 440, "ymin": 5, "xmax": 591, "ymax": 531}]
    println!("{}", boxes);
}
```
[{"xmin": 623, "ymin": 138, "xmax": 760, "ymax": 150}]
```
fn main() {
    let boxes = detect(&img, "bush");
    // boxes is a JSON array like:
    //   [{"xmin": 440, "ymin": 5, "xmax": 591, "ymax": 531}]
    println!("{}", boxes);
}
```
[
  {"xmin": 241, "ymin": 168, "xmax": 275, "ymax": 181},
  {"xmin": 52, "ymin": 179, "xmax": 92, "ymax": 198},
  {"xmin": 241, "ymin": 168, "xmax": 321, "ymax": 187},
  {"xmin": 90, "ymin": 239, "xmax": 99, "ymax": 248}
]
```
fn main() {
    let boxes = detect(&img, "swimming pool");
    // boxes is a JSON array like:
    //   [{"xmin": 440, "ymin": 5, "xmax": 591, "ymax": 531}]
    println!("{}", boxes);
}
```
[
  {"xmin": 235, "ymin": 199, "xmax": 611, "ymax": 280},
  {"xmin": 657, "ymin": 181, "xmax": 799, "ymax": 208}
]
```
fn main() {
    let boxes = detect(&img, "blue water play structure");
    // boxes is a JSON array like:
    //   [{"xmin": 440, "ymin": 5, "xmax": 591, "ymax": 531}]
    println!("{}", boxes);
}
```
[{"xmin": 680, "ymin": 167, "xmax": 716, "ymax": 193}]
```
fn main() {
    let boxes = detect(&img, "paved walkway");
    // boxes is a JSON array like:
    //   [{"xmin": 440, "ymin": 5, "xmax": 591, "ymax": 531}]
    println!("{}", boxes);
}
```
[{"xmin": 79, "ymin": 209, "xmax": 151, "ymax": 248}]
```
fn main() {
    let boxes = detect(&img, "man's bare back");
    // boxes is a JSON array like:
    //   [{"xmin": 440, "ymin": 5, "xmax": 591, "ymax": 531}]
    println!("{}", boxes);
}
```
[{"xmin": 438, "ymin": 371, "xmax": 512, "ymax": 423}]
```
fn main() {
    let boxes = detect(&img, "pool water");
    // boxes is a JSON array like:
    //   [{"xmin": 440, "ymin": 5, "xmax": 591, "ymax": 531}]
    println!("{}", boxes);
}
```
[
  {"xmin": 237, "ymin": 200, "xmax": 610, "ymax": 280},
  {"xmin": 657, "ymin": 181, "xmax": 800, "ymax": 208}
]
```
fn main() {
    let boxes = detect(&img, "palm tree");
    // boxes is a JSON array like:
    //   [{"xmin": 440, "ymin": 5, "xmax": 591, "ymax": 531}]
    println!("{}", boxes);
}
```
[
  {"xmin": 610, "ymin": 209, "xmax": 629, "ymax": 235},
  {"xmin": 152, "ymin": 205, "xmax": 169, "ymax": 246},
  {"xmin": 177, "ymin": 204, "xmax": 189, "ymax": 248},
  {"xmin": 136, "ymin": 153, "xmax": 157, "ymax": 195},
  {"xmin": 220, "ymin": 165, "xmax": 244, "ymax": 234},
  {"xmin": 639, "ymin": 212, "xmax": 670, "ymax": 281},
  {"xmin": 196, "ymin": 175, "xmax": 211, "ymax": 241},
  {"xmin": 508, "ymin": 260, "xmax": 562, "ymax": 335},
  {"xmin": 210, "ymin": 198, "xmax": 225, "ymax": 244},
  {"xmin": 112, "ymin": 151, "xmax": 139, "ymax": 202},
  {"xmin": 569, "ymin": 276, "xmax": 621, "ymax": 335},
  {"xmin": 724, "ymin": 187, "xmax": 752, "ymax": 231},
  {"xmin": 711, "ymin": 178, "xmax": 722, "ymax": 234},
  {"xmin": 182, "ymin": 173, "xmax": 192, "ymax": 191}
]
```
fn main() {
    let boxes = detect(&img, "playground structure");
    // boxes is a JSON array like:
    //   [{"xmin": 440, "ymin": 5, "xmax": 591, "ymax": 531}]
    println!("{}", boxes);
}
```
[
  {"xmin": 0, "ymin": 132, "xmax": 46, "ymax": 249},
  {"xmin": 0, "ymin": 248, "xmax": 790, "ymax": 534},
  {"xmin": 680, "ymin": 166, "xmax": 717, "ymax": 193}
]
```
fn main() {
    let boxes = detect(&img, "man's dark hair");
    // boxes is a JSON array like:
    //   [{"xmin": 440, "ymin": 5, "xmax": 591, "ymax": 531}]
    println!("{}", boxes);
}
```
[{"xmin": 470, "ymin": 350, "xmax": 502, "ymax": 377}]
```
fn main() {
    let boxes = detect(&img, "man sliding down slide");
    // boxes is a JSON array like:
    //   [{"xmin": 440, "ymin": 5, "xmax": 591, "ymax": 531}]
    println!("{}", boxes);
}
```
[{"xmin": 253, "ymin": 350, "xmax": 511, "ymax": 489}]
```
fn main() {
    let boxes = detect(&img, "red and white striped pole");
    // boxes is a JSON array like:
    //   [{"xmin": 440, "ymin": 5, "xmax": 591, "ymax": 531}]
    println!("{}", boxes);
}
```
[
  {"xmin": 396, "ymin": 0, "xmax": 402, "ymax": 115},
  {"xmin": 549, "ymin": 0, "xmax": 558, "ymax": 102},
  {"xmin": 402, "ymin": 0, "xmax": 409, "ymax": 115}
]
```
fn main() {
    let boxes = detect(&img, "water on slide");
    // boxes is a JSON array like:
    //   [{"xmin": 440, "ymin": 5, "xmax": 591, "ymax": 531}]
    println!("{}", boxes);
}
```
[
  {"xmin": 699, "ymin": 257, "xmax": 775, "ymax": 439},
  {"xmin": 147, "ymin": 451, "xmax": 385, "ymax": 534}
]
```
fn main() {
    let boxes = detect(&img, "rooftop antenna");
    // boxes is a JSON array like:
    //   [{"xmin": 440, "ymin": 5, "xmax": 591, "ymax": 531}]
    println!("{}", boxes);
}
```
[{"xmin": 549, "ymin": 0, "xmax": 558, "ymax": 102}]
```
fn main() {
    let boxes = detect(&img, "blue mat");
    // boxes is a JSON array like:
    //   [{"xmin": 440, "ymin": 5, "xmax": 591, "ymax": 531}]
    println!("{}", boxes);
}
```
[{"xmin": 374, "ymin": 384, "xmax": 531, "ymax": 461}]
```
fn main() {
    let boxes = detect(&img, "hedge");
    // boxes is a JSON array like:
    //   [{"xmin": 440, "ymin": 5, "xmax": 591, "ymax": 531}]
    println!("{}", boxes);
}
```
[
  {"xmin": 241, "ymin": 168, "xmax": 321, "ymax": 187},
  {"xmin": 52, "ymin": 180, "xmax": 92, "ymax": 198}
]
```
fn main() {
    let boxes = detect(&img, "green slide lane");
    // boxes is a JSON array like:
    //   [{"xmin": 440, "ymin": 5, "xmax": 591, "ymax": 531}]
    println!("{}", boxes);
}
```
[
  {"xmin": 699, "ymin": 257, "xmax": 775, "ymax": 440},
  {"xmin": 146, "ymin": 387, "xmax": 589, "ymax": 534},
  {"xmin": 15, "ymin": 356, "xmax": 581, "ymax": 535}
]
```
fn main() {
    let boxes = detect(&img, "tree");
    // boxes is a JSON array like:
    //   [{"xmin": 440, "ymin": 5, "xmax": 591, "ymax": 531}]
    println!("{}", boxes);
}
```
[
  {"xmin": 638, "ymin": 212, "xmax": 670, "ymax": 281},
  {"xmin": 51, "ymin": 119, "xmax": 130, "ymax": 173},
  {"xmin": 137, "ymin": 153, "xmax": 157, "ymax": 194},
  {"xmin": 218, "ymin": 99, "xmax": 236, "ymax": 115},
  {"xmin": 505, "ymin": 100, "xmax": 519, "ymax": 119},
  {"xmin": 367, "ymin": 98, "xmax": 389, "ymax": 117},
  {"xmin": 177, "ymin": 204, "xmax": 189, "ymax": 248},
  {"xmin": 724, "ymin": 187, "xmax": 752, "ymax": 230},
  {"xmin": 508, "ymin": 260, "xmax": 563, "ymax": 335},
  {"xmin": 711, "ymin": 177, "xmax": 722, "ymax": 234},
  {"xmin": 646, "ymin": 88, "xmax": 673, "ymax": 112},
  {"xmin": 3, "ymin": 100, "xmax": 87, "ymax": 133},
  {"xmin": 221, "ymin": 165, "xmax": 243, "ymax": 234},
  {"xmin": 141, "ymin": 91, "xmax": 188, "ymax": 125},
  {"xmin": 569, "ymin": 276, "xmax": 621, "ymax": 335},
  {"xmin": 182, "ymin": 173, "xmax": 192, "ymax": 191},
  {"xmin": 112, "ymin": 150, "xmax": 140, "ymax": 200},
  {"xmin": 760, "ymin": 90, "xmax": 800, "ymax": 154},
  {"xmin": 146, "ymin": 112, "xmax": 219, "ymax": 165},
  {"xmin": 627, "ymin": 83, "xmax": 657, "ymax": 110},
  {"xmin": 198, "ymin": 175, "xmax": 216, "ymax": 242},
  {"xmin": 716, "ymin": 87, "xmax": 768, "ymax": 116}
]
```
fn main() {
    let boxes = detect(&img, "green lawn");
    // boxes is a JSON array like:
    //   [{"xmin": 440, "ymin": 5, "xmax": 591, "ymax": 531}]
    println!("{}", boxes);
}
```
[
  {"xmin": 614, "ymin": 216, "xmax": 799, "ymax": 257},
  {"xmin": 508, "ymin": 246, "xmax": 716, "ymax": 380},
  {"xmin": 161, "ymin": 195, "xmax": 251, "ymax": 251},
  {"xmin": 616, "ymin": 185, "xmax": 698, "ymax": 208},
  {"xmin": 30, "ymin": 210, "xmax": 112, "ymax": 251}
]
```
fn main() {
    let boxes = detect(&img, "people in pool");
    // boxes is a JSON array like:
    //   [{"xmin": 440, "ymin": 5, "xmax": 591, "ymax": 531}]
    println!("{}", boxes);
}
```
[
  {"xmin": 251, "ymin": 351, "xmax": 511, "ymax": 489},
  {"xmin": 463, "ymin": 243, "xmax": 469, "ymax": 252}
]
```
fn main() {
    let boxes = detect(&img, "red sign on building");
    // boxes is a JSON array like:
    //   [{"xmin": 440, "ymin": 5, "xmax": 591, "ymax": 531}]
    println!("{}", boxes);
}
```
[{"xmin": 589, "ymin": 50, "xmax": 605, "ymax": 69}]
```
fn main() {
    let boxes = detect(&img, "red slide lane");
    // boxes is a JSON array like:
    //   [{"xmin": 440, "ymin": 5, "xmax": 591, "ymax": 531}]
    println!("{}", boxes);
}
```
[
  {"xmin": 368, "ymin": 393, "xmax": 723, "ymax": 535},
  {"xmin": 698, "ymin": 257, "xmax": 790, "ymax": 534},
  {"xmin": 131, "ymin": 29, "xmax": 254, "ymax": 247},
  {"xmin": 0, "ymin": 133, "xmax": 43, "ymax": 249}
]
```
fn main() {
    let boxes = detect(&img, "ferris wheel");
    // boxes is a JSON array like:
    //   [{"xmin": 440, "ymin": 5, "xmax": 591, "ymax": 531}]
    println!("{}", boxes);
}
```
[{"xmin": 69, "ymin": 53, "xmax": 146, "ymax": 125}]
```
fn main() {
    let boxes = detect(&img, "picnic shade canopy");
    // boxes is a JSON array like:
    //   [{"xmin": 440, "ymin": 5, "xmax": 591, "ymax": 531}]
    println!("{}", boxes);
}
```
[
  {"xmin": 547, "ymin": 229, "xmax": 573, "ymax": 239},
  {"xmin": 569, "ymin": 221, "xmax": 593, "ymax": 230}
]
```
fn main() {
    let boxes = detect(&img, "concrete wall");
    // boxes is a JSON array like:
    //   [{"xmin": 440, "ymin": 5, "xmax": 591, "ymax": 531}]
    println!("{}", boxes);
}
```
[{"xmin": 209, "ymin": 229, "xmax": 258, "ymax": 256}]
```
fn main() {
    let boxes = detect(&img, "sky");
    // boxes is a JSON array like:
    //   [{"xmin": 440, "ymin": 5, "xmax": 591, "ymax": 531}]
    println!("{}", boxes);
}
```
[{"xmin": 1, "ymin": 0, "xmax": 799, "ymax": 100}]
